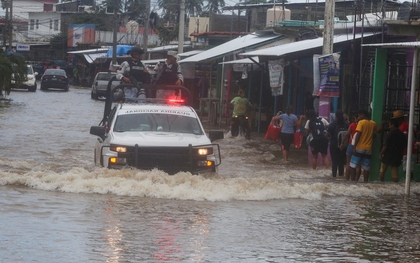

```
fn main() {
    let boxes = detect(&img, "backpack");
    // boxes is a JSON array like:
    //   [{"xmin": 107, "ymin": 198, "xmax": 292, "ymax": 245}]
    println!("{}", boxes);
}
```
[
  {"xmin": 309, "ymin": 117, "xmax": 325, "ymax": 139},
  {"xmin": 336, "ymin": 124, "xmax": 348, "ymax": 148}
]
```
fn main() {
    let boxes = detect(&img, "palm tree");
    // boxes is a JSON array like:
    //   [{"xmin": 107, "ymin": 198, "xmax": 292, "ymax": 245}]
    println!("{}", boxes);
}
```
[
  {"xmin": 156, "ymin": 0, "xmax": 204, "ymax": 21},
  {"xmin": 204, "ymin": 0, "xmax": 225, "ymax": 14},
  {"xmin": 0, "ymin": 49, "xmax": 27, "ymax": 97}
]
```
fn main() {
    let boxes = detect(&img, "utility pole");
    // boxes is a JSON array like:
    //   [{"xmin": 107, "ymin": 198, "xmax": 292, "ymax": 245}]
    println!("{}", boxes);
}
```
[
  {"xmin": 178, "ymin": 0, "xmax": 185, "ymax": 54},
  {"xmin": 142, "ymin": 0, "xmax": 150, "ymax": 56},
  {"xmin": 9, "ymin": 0, "xmax": 12, "ymax": 50},
  {"xmin": 318, "ymin": 0, "xmax": 335, "ymax": 121},
  {"xmin": 322, "ymin": 0, "xmax": 334, "ymax": 56},
  {"xmin": 3, "ymin": 0, "xmax": 9, "ymax": 49},
  {"xmin": 112, "ymin": 8, "xmax": 117, "ymax": 67}
]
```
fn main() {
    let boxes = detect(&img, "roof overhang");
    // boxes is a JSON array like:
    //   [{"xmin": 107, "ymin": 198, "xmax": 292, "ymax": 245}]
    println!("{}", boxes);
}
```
[
  {"xmin": 178, "ymin": 50, "xmax": 204, "ymax": 58},
  {"xmin": 240, "ymin": 32, "xmax": 379, "ymax": 59},
  {"xmin": 362, "ymin": 41, "xmax": 420, "ymax": 48},
  {"xmin": 84, "ymin": 53, "xmax": 107, "ymax": 63},
  {"xmin": 180, "ymin": 31, "xmax": 285, "ymax": 63},
  {"xmin": 219, "ymin": 56, "xmax": 259, "ymax": 65},
  {"xmin": 222, "ymin": 0, "xmax": 400, "ymax": 10},
  {"xmin": 147, "ymin": 44, "xmax": 191, "ymax": 53},
  {"xmin": 67, "ymin": 48, "xmax": 109, "ymax": 54}
]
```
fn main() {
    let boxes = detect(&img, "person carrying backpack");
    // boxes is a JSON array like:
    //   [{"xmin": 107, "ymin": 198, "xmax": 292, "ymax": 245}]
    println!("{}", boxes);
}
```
[
  {"xmin": 326, "ymin": 110, "xmax": 349, "ymax": 177},
  {"xmin": 305, "ymin": 109, "xmax": 330, "ymax": 170}
]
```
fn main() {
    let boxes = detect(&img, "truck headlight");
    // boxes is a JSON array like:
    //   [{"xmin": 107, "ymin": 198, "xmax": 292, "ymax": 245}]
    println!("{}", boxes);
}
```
[
  {"xmin": 198, "ymin": 148, "xmax": 213, "ymax": 155},
  {"xmin": 110, "ymin": 145, "xmax": 127, "ymax": 152}
]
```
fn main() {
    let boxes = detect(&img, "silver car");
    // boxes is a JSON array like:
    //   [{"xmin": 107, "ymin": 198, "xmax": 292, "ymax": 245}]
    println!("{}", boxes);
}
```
[{"xmin": 91, "ymin": 72, "xmax": 118, "ymax": 99}]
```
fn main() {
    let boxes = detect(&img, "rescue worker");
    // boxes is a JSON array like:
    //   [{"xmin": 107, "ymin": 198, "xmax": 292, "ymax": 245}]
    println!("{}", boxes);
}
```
[
  {"xmin": 154, "ymin": 51, "xmax": 183, "ymax": 86},
  {"xmin": 116, "ymin": 46, "xmax": 151, "ymax": 98}
]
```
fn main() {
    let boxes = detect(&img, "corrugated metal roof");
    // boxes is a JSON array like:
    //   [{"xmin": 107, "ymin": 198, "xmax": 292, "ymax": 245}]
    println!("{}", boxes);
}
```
[
  {"xmin": 147, "ymin": 45, "xmax": 191, "ymax": 52},
  {"xmin": 240, "ymin": 33, "xmax": 378, "ymax": 57},
  {"xmin": 362, "ymin": 42, "xmax": 420, "ymax": 48},
  {"xmin": 178, "ymin": 50, "xmax": 203, "ymax": 57},
  {"xmin": 68, "ymin": 48, "xmax": 109, "ymax": 54},
  {"xmin": 219, "ymin": 56, "xmax": 259, "ymax": 64},
  {"xmin": 84, "ymin": 53, "xmax": 107, "ymax": 63},
  {"xmin": 180, "ymin": 32, "xmax": 284, "ymax": 63}
]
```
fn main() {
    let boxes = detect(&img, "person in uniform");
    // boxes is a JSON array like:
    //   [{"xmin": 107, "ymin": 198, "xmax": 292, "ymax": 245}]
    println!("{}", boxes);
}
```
[
  {"xmin": 116, "ymin": 46, "xmax": 150, "ymax": 98},
  {"xmin": 154, "ymin": 51, "xmax": 183, "ymax": 86}
]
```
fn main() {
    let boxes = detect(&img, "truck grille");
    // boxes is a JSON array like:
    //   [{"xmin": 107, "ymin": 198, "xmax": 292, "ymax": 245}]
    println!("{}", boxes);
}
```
[{"xmin": 120, "ymin": 145, "xmax": 208, "ymax": 174}]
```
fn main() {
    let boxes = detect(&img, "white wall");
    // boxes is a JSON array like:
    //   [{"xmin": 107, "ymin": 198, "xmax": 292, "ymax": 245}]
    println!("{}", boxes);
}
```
[
  {"xmin": 27, "ymin": 12, "xmax": 61, "ymax": 42},
  {"xmin": 13, "ymin": 0, "xmax": 46, "ymax": 21}
]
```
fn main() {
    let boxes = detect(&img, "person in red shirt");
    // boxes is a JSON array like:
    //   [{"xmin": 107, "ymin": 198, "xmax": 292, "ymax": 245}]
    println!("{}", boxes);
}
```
[
  {"xmin": 392, "ymin": 110, "xmax": 416, "ymax": 180},
  {"xmin": 340, "ymin": 115, "xmax": 358, "ymax": 180}
]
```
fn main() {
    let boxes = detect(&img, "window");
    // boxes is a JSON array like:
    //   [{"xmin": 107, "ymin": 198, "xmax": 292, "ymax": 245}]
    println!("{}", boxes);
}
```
[
  {"xmin": 36, "ymin": 20, "xmax": 39, "ymax": 29},
  {"xmin": 54, "ymin": 19, "xmax": 59, "ymax": 31},
  {"xmin": 30, "ymin": 19, "xmax": 34, "ymax": 30},
  {"xmin": 49, "ymin": 19, "xmax": 52, "ymax": 30}
]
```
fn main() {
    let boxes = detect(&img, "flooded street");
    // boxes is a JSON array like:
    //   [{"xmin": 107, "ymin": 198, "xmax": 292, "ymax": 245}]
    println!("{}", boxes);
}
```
[{"xmin": 1, "ymin": 86, "xmax": 420, "ymax": 262}]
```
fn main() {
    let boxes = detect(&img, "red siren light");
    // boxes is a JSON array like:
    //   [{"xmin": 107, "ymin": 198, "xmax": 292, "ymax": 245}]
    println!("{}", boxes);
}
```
[{"xmin": 166, "ymin": 96, "xmax": 185, "ymax": 105}]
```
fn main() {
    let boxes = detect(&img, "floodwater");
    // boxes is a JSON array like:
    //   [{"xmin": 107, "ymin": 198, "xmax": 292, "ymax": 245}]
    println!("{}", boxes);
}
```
[{"xmin": 1, "ymin": 85, "xmax": 420, "ymax": 262}]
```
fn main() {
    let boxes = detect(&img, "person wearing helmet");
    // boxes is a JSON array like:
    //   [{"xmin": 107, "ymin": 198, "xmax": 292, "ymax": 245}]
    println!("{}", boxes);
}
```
[
  {"xmin": 154, "ymin": 50, "xmax": 183, "ymax": 86},
  {"xmin": 116, "ymin": 46, "xmax": 151, "ymax": 98}
]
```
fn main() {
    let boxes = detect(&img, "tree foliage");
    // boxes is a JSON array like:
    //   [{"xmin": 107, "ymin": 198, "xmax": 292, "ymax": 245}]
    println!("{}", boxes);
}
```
[
  {"xmin": 204, "ymin": 0, "xmax": 225, "ymax": 14},
  {"xmin": 71, "ymin": 13, "xmax": 111, "ymax": 31},
  {"xmin": 0, "ymin": 50, "xmax": 27, "ymax": 96},
  {"xmin": 155, "ymin": 24, "xmax": 179, "ymax": 46},
  {"xmin": 50, "ymin": 34, "xmax": 67, "ymax": 51}
]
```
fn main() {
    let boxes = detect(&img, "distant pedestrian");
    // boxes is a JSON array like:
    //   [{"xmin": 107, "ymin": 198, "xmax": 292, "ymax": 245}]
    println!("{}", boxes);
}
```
[
  {"xmin": 73, "ymin": 67, "xmax": 79, "ymax": 85},
  {"xmin": 392, "ymin": 110, "xmax": 416, "ymax": 180},
  {"xmin": 304, "ymin": 91, "xmax": 314, "ymax": 115},
  {"xmin": 379, "ymin": 119, "xmax": 407, "ymax": 182},
  {"xmin": 305, "ymin": 109, "xmax": 330, "ymax": 169},
  {"xmin": 326, "ymin": 109, "xmax": 349, "ymax": 177},
  {"xmin": 272, "ymin": 105, "xmax": 303, "ymax": 163},
  {"xmin": 350, "ymin": 109, "xmax": 379, "ymax": 182},
  {"xmin": 340, "ymin": 114, "xmax": 358, "ymax": 180}
]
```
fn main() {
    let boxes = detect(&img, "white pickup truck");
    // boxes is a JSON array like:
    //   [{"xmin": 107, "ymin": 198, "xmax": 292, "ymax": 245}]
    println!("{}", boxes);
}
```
[{"xmin": 90, "ymin": 82, "xmax": 221, "ymax": 174}]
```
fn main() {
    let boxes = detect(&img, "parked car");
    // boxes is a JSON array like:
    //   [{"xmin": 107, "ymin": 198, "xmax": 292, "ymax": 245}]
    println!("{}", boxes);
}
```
[
  {"xmin": 11, "ymin": 64, "xmax": 38, "ymax": 92},
  {"xmin": 91, "ymin": 72, "xmax": 118, "ymax": 99},
  {"xmin": 40, "ymin": 69, "xmax": 69, "ymax": 91}
]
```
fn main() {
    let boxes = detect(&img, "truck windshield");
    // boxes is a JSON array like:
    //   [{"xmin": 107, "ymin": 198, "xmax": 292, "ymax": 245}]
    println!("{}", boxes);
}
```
[{"xmin": 113, "ymin": 113, "xmax": 204, "ymax": 135}]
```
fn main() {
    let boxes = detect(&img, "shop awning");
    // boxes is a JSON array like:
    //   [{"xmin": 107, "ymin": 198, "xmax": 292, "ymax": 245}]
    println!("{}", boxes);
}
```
[
  {"xmin": 68, "ymin": 48, "xmax": 110, "ymax": 64},
  {"xmin": 240, "ymin": 33, "xmax": 378, "ymax": 57},
  {"xmin": 84, "ymin": 53, "xmax": 107, "ymax": 63},
  {"xmin": 219, "ymin": 56, "xmax": 259, "ymax": 64},
  {"xmin": 67, "ymin": 48, "xmax": 109, "ymax": 54},
  {"xmin": 179, "ymin": 50, "xmax": 203, "ymax": 58},
  {"xmin": 180, "ymin": 31, "xmax": 285, "ymax": 63},
  {"xmin": 148, "ymin": 45, "xmax": 181, "ymax": 52}
]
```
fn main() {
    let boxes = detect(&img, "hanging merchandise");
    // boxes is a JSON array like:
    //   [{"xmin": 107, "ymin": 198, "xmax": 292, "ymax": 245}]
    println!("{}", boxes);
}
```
[
  {"xmin": 268, "ymin": 59, "xmax": 285, "ymax": 96},
  {"xmin": 241, "ymin": 65, "xmax": 248, "ymax": 79}
]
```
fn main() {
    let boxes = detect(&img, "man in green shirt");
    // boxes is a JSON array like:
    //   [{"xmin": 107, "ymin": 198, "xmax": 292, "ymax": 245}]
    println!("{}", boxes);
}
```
[
  {"xmin": 230, "ymin": 89, "xmax": 251, "ymax": 117},
  {"xmin": 230, "ymin": 89, "xmax": 252, "ymax": 138}
]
